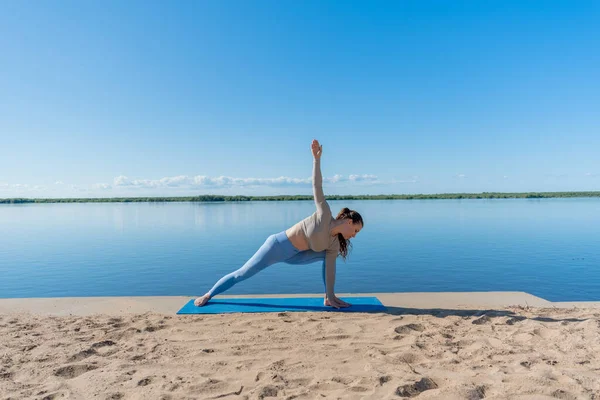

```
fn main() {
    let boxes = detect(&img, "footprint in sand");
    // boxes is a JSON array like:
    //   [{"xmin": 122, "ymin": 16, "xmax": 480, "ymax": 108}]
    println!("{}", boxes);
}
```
[
  {"xmin": 332, "ymin": 376, "xmax": 354, "ymax": 385},
  {"xmin": 506, "ymin": 316, "xmax": 526, "ymax": 325},
  {"xmin": 41, "ymin": 392, "xmax": 70, "ymax": 400},
  {"xmin": 520, "ymin": 360, "xmax": 532, "ymax": 368},
  {"xmin": 137, "ymin": 377, "xmax": 152, "ymax": 386},
  {"xmin": 394, "ymin": 324, "xmax": 425, "ymax": 334},
  {"xmin": 379, "ymin": 376, "xmax": 392, "ymax": 385},
  {"xmin": 68, "ymin": 348, "xmax": 98, "ymax": 362},
  {"xmin": 189, "ymin": 378, "xmax": 230, "ymax": 394},
  {"xmin": 54, "ymin": 364, "xmax": 98, "ymax": 379},
  {"xmin": 396, "ymin": 377, "xmax": 438, "ymax": 397},
  {"xmin": 92, "ymin": 340, "xmax": 116, "ymax": 348},
  {"xmin": 143, "ymin": 325, "xmax": 163, "ymax": 332},
  {"xmin": 551, "ymin": 389, "xmax": 578, "ymax": 400},
  {"xmin": 257, "ymin": 385, "xmax": 278, "ymax": 399},
  {"xmin": 472, "ymin": 315, "xmax": 492, "ymax": 325},
  {"xmin": 108, "ymin": 318, "xmax": 125, "ymax": 328},
  {"xmin": 466, "ymin": 385, "xmax": 486, "ymax": 399}
]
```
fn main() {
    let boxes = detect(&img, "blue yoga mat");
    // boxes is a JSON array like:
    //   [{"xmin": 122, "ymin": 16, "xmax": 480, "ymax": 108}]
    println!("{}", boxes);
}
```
[{"xmin": 176, "ymin": 296, "xmax": 387, "ymax": 314}]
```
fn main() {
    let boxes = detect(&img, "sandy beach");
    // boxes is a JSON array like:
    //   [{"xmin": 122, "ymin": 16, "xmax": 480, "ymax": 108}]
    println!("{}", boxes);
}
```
[{"xmin": 1, "ymin": 294, "xmax": 600, "ymax": 400}]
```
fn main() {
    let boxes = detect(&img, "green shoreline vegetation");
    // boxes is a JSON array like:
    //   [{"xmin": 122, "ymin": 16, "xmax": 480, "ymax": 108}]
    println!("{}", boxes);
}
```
[{"xmin": 1, "ymin": 191, "xmax": 600, "ymax": 204}]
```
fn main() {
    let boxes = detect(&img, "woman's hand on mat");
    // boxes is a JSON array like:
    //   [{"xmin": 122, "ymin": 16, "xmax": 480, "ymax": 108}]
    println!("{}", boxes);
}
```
[
  {"xmin": 311, "ymin": 139, "xmax": 322, "ymax": 160},
  {"xmin": 325, "ymin": 295, "xmax": 351, "ymax": 309},
  {"xmin": 194, "ymin": 294, "xmax": 210, "ymax": 307}
]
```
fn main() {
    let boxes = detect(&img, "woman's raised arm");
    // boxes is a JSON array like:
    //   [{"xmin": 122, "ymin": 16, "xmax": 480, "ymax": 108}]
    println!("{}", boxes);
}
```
[{"xmin": 311, "ymin": 139, "xmax": 329, "ymax": 215}]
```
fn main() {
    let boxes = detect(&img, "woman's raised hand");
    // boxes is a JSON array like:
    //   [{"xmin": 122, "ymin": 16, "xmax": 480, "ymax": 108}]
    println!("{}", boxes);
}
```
[{"xmin": 311, "ymin": 139, "xmax": 322, "ymax": 160}]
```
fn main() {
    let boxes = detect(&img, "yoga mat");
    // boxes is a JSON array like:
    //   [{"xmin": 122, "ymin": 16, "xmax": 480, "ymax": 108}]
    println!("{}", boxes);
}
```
[{"xmin": 176, "ymin": 296, "xmax": 387, "ymax": 314}]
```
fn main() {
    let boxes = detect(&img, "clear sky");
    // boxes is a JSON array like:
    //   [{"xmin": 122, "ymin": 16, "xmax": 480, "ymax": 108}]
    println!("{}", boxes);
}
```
[{"xmin": 1, "ymin": 1, "xmax": 599, "ymax": 198}]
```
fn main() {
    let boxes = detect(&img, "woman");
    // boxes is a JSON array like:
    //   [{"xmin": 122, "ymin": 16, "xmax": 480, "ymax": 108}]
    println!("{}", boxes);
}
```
[{"xmin": 194, "ymin": 139, "xmax": 363, "ymax": 309}]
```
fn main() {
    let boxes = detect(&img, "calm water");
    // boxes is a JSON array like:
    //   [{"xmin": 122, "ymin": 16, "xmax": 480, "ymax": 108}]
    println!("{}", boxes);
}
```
[{"xmin": 1, "ymin": 199, "xmax": 599, "ymax": 301}]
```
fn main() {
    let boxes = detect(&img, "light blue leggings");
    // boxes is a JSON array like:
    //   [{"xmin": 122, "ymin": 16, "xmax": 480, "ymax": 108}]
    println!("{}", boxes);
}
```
[{"xmin": 207, "ymin": 231, "xmax": 326, "ymax": 298}]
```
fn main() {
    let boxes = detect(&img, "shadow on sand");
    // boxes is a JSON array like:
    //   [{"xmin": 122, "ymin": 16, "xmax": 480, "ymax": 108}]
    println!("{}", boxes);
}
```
[{"xmin": 376, "ymin": 305, "xmax": 591, "ymax": 324}]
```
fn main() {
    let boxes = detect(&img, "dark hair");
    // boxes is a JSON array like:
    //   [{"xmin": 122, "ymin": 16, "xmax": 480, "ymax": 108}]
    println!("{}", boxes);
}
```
[{"xmin": 335, "ymin": 207, "xmax": 363, "ymax": 261}]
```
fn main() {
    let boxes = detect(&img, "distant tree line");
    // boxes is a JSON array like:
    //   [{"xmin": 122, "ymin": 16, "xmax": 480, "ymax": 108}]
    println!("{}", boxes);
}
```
[{"xmin": 1, "ymin": 191, "xmax": 600, "ymax": 204}]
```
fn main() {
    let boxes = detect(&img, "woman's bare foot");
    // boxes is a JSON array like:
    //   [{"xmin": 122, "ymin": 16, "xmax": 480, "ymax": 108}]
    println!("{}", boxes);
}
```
[
  {"xmin": 194, "ymin": 294, "xmax": 211, "ymax": 307},
  {"xmin": 323, "ymin": 296, "xmax": 351, "ymax": 308}
]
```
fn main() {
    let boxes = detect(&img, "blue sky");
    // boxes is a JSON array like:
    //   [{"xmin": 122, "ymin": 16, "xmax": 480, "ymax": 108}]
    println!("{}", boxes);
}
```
[{"xmin": 1, "ymin": 1, "xmax": 599, "ymax": 198}]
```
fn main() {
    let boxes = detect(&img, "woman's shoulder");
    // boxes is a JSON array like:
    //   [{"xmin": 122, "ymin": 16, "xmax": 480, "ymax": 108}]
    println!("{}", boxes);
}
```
[{"xmin": 317, "ymin": 201, "xmax": 332, "ymax": 219}]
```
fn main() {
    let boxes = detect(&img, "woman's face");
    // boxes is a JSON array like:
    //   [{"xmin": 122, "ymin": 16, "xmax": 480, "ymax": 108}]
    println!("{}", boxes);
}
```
[{"xmin": 341, "ymin": 219, "xmax": 362, "ymax": 239}]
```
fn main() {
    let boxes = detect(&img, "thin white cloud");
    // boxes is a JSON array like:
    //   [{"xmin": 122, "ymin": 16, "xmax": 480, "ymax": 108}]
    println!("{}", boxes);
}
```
[
  {"xmin": 391, "ymin": 177, "xmax": 419, "ymax": 184},
  {"xmin": 1, "ymin": 173, "xmax": 388, "ymax": 196},
  {"xmin": 323, "ymin": 174, "xmax": 381, "ymax": 184},
  {"xmin": 0, "ymin": 182, "xmax": 87, "ymax": 196},
  {"xmin": 0, "ymin": 183, "xmax": 45, "ymax": 192},
  {"xmin": 106, "ymin": 174, "xmax": 384, "ymax": 190},
  {"xmin": 114, "ymin": 175, "xmax": 133, "ymax": 186},
  {"xmin": 326, "ymin": 174, "xmax": 345, "ymax": 184},
  {"xmin": 1, "ymin": 183, "xmax": 45, "ymax": 190},
  {"xmin": 349, "ymin": 174, "xmax": 378, "ymax": 182},
  {"xmin": 456, "ymin": 174, "xmax": 466, "ymax": 179},
  {"xmin": 585, "ymin": 172, "xmax": 599, "ymax": 177}
]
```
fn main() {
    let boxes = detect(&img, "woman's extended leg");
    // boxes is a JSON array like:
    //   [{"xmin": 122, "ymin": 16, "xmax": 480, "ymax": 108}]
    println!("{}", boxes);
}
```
[
  {"xmin": 284, "ymin": 249, "xmax": 326, "ymax": 285},
  {"xmin": 195, "ymin": 231, "xmax": 299, "ymax": 306}
]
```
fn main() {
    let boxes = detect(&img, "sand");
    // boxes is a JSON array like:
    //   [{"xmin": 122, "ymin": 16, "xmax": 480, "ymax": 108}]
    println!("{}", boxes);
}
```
[{"xmin": 2, "ymin": 300, "xmax": 600, "ymax": 399}]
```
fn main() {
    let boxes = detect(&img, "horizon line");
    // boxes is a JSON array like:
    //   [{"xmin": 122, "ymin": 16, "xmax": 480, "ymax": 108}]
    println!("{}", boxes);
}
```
[{"xmin": 2, "ymin": 191, "xmax": 600, "ymax": 204}]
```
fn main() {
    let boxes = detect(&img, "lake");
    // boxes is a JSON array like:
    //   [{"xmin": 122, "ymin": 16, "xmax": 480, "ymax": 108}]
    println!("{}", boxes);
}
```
[{"xmin": 1, "ymin": 199, "xmax": 598, "ymax": 301}]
